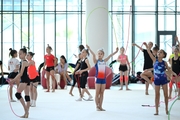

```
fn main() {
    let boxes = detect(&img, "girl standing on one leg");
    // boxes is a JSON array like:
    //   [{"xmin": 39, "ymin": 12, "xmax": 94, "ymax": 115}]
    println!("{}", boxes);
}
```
[
  {"xmin": 168, "ymin": 47, "xmax": 180, "ymax": 99},
  {"xmin": 117, "ymin": 47, "xmax": 131, "ymax": 90},
  {"xmin": 132, "ymin": 42, "xmax": 154, "ymax": 95},
  {"xmin": 27, "ymin": 52, "xmax": 39, "ymax": 107},
  {"xmin": 76, "ymin": 49, "xmax": 92, "ymax": 101},
  {"xmin": 144, "ymin": 42, "xmax": 176, "ymax": 115},
  {"xmin": 43, "ymin": 44, "xmax": 56, "ymax": 92},
  {"xmin": 9, "ymin": 46, "xmax": 31, "ymax": 118},
  {"xmin": 69, "ymin": 53, "xmax": 82, "ymax": 96},
  {"xmin": 87, "ymin": 45, "xmax": 118, "ymax": 111},
  {"xmin": 145, "ymin": 45, "xmax": 159, "ymax": 85},
  {"xmin": 7, "ymin": 48, "xmax": 20, "ymax": 102}
]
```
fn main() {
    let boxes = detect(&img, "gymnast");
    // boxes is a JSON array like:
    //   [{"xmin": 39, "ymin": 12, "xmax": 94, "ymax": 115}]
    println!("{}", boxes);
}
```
[
  {"xmin": 43, "ymin": 44, "xmax": 57, "ymax": 92},
  {"xmin": 87, "ymin": 45, "xmax": 118, "ymax": 111},
  {"xmin": 144, "ymin": 42, "xmax": 176, "ymax": 115},
  {"xmin": 9, "ymin": 47, "xmax": 31, "ymax": 118},
  {"xmin": 132, "ymin": 42, "xmax": 154, "ymax": 95},
  {"xmin": 7, "ymin": 48, "xmax": 20, "ymax": 102},
  {"xmin": 117, "ymin": 47, "xmax": 131, "ymax": 90},
  {"xmin": 27, "ymin": 52, "xmax": 39, "ymax": 107}
]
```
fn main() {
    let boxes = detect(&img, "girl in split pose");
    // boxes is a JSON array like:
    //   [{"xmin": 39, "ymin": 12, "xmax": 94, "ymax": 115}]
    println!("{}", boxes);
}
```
[
  {"xmin": 87, "ymin": 45, "xmax": 118, "ymax": 111},
  {"xmin": 144, "ymin": 42, "xmax": 176, "ymax": 115},
  {"xmin": 27, "ymin": 52, "xmax": 39, "ymax": 107},
  {"xmin": 117, "ymin": 47, "xmax": 131, "ymax": 90}
]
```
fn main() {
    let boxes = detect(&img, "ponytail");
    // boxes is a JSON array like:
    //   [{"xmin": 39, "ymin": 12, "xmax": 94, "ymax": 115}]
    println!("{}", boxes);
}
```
[{"xmin": 9, "ymin": 48, "xmax": 17, "ymax": 57}]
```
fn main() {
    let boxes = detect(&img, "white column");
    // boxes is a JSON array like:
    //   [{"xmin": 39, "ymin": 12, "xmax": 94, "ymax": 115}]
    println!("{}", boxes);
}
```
[{"xmin": 86, "ymin": 0, "xmax": 109, "ymax": 66}]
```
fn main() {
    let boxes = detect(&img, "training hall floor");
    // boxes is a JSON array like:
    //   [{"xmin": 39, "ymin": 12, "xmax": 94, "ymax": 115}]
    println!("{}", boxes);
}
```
[{"xmin": 0, "ymin": 84, "xmax": 179, "ymax": 120}]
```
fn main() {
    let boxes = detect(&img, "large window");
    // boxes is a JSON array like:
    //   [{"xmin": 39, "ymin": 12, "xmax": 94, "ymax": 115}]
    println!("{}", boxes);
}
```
[
  {"xmin": 1, "ymin": 0, "xmax": 84, "ymax": 72},
  {"xmin": 111, "ymin": 0, "xmax": 132, "ymax": 74},
  {"xmin": 111, "ymin": 0, "xmax": 179, "ymax": 74},
  {"xmin": 134, "ymin": 15, "xmax": 156, "ymax": 72},
  {"xmin": 1, "ymin": 0, "xmax": 180, "ymax": 74}
]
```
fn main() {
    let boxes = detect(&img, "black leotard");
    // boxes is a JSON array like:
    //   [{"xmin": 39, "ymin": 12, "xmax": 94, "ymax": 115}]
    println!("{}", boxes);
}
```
[
  {"xmin": 172, "ymin": 57, "xmax": 180, "ymax": 75},
  {"xmin": 20, "ymin": 60, "xmax": 30, "ymax": 85},
  {"xmin": 80, "ymin": 58, "xmax": 88, "ymax": 89}
]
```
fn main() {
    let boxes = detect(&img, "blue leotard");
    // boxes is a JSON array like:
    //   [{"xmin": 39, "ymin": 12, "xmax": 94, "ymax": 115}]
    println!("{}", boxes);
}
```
[{"xmin": 154, "ymin": 59, "xmax": 169, "ymax": 86}]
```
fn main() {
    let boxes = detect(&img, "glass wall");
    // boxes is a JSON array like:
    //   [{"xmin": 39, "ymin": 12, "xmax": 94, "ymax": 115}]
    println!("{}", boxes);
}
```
[
  {"xmin": 111, "ymin": 0, "xmax": 132, "ymax": 74},
  {"xmin": 1, "ymin": 0, "xmax": 84, "ymax": 72},
  {"xmin": 111, "ymin": 0, "xmax": 179, "ymax": 74},
  {"xmin": 1, "ymin": 0, "xmax": 180, "ymax": 74}
]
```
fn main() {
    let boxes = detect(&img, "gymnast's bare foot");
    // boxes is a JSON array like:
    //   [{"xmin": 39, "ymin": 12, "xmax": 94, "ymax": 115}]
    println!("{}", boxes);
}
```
[
  {"xmin": 126, "ymin": 88, "xmax": 131, "ymax": 91},
  {"xmin": 100, "ymin": 108, "xmax": 106, "ymax": 111},
  {"xmin": 69, "ymin": 92, "xmax": 74, "ymax": 96},
  {"xmin": 119, "ymin": 88, "xmax": 123, "ymax": 90},
  {"xmin": 166, "ymin": 108, "xmax": 168, "ymax": 115}
]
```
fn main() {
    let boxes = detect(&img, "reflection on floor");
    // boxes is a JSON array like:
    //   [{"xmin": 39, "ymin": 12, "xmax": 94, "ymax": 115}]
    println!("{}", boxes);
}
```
[{"xmin": 0, "ymin": 84, "xmax": 179, "ymax": 120}]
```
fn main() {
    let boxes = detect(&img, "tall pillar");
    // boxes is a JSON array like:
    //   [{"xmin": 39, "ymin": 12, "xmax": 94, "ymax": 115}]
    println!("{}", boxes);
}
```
[{"xmin": 86, "ymin": 0, "xmax": 109, "ymax": 66}]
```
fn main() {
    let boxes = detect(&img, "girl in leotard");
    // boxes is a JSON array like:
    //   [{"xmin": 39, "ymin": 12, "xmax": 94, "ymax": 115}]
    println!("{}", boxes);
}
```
[
  {"xmin": 168, "ymin": 36, "xmax": 180, "ymax": 62},
  {"xmin": 169, "ymin": 47, "xmax": 180, "ymax": 99},
  {"xmin": 7, "ymin": 48, "xmax": 20, "ymax": 102},
  {"xmin": 69, "ymin": 53, "xmax": 82, "ymax": 96},
  {"xmin": 27, "ymin": 52, "xmax": 39, "ymax": 107},
  {"xmin": 9, "ymin": 46, "xmax": 31, "ymax": 118},
  {"xmin": 117, "ymin": 47, "xmax": 131, "ymax": 90},
  {"xmin": 146, "ymin": 45, "xmax": 159, "ymax": 84},
  {"xmin": 76, "ymin": 49, "xmax": 92, "ymax": 101},
  {"xmin": 69, "ymin": 45, "xmax": 85, "ymax": 95},
  {"xmin": 132, "ymin": 42, "xmax": 154, "ymax": 95},
  {"xmin": 87, "ymin": 45, "xmax": 118, "ymax": 111},
  {"xmin": 144, "ymin": 42, "xmax": 176, "ymax": 115},
  {"xmin": 43, "ymin": 44, "xmax": 56, "ymax": 92}
]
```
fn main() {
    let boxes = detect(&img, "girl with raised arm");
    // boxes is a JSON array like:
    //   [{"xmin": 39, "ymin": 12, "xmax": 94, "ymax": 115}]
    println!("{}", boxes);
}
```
[
  {"xmin": 168, "ymin": 47, "xmax": 180, "ymax": 99},
  {"xmin": 144, "ymin": 42, "xmax": 176, "ymax": 115},
  {"xmin": 132, "ymin": 42, "xmax": 154, "ymax": 95},
  {"xmin": 76, "ymin": 48, "xmax": 92, "ymax": 101},
  {"xmin": 87, "ymin": 45, "xmax": 118, "ymax": 111}
]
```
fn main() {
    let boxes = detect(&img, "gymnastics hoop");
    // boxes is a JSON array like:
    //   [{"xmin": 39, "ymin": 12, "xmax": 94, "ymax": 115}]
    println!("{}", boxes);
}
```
[{"xmin": 85, "ymin": 7, "xmax": 118, "ymax": 47}]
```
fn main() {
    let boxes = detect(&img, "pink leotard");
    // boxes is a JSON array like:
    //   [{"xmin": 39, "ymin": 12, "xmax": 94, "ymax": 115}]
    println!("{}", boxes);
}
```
[{"xmin": 119, "ymin": 54, "xmax": 127, "ymax": 64}]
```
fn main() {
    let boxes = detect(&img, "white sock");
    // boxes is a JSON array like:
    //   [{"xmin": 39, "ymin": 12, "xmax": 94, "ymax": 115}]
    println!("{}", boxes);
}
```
[{"xmin": 34, "ymin": 100, "xmax": 36, "ymax": 106}]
